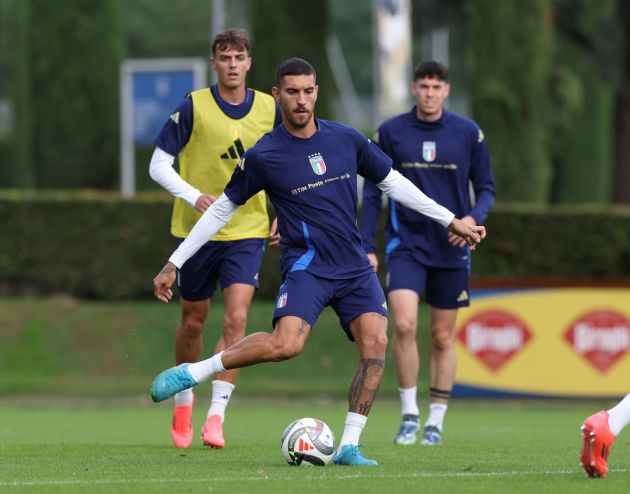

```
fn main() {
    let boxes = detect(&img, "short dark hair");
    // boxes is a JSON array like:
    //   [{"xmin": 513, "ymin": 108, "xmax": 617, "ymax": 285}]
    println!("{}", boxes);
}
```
[
  {"xmin": 212, "ymin": 28, "xmax": 251, "ymax": 55},
  {"xmin": 414, "ymin": 61, "xmax": 448, "ymax": 82},
  {"xmin": 274, "ymin": 57, "xmax": 316, "ymax": 87}
]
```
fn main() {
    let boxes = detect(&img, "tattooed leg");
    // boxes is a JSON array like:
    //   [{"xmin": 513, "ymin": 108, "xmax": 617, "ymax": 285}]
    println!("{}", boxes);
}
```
[
  {"xmin": 349, "ymin": 358, "xmax": 385, "ymax": 415},
  {"xmin": 347, "ymin": 312, "xmax": 388, "ymax": 416}
]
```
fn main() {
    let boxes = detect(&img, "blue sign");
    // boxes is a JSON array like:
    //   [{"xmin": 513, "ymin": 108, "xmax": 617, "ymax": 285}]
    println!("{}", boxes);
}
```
[{"xmin": 132, "ymin": 71, "xmax": 195, "ymax": 145}]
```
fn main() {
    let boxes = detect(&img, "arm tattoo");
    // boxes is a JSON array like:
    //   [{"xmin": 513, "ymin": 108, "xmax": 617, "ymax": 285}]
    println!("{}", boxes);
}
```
[
  {"xmin": 348, "ymin": 358, "xmax": 384, "ymax": 415},
  {"xmin": 297, "ymin": 319, "xmax": 310, "ymax": 338}
]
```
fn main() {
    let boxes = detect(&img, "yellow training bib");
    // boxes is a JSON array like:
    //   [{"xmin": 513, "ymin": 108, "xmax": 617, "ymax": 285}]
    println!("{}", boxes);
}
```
[{"xmin": 171, "ymin": 88, "xmax": 276, "ymax": 240}]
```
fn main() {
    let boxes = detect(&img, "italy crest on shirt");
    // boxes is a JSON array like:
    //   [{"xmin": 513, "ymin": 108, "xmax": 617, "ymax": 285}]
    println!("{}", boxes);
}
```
[
  {"xmin": 422, "ymin": 141, "xmax": 436, "ymax": 162},
  {"xmin": 277, "ymin": 292, "xmax": 288, "ymax": 308},
  {"xmin": 308, "ymin": 153, "xmax": 327, "ymax": 175}
]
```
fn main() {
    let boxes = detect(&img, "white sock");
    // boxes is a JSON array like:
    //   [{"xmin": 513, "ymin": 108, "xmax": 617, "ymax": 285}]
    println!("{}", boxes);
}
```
[
  {"xmin": 207, "ymin": 380, "xmax": 235, "ymax": 423},
  {"xmin": 399, "ymin": 386, "xmax": 419, "ymax": 417},
  {"xmin": 425, "ymin": 403, "xmax": 448, "ymax": 431},
  {"xmin": 338, "ymin": 412, "xmax": 367, "ymax": 448},
  {"xmin": 174, "ymin": 388, "xmax": 193, "ymax": 406},
  {"xmin": 188, "ymin": 351, "xmax": 226, "ymax": 383},
  {"xmin": 608, "ymin": 393, "xmax": 630, "ymax": 436}
]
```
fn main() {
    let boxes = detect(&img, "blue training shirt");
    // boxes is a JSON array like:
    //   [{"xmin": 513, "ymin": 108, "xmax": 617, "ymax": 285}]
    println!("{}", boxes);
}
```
[
  {"xmin": 225, "ymin": 119, "xmax": 392, "ymax": 280},
  {"xmin": 361, "ymin": 108, "xmax": 495, "ymax": 269}
]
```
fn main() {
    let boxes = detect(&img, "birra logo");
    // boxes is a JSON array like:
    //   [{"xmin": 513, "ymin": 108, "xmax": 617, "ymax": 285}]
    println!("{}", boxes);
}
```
[
  {"xmin": 308, "ymin": 153, "xmax": 327, "ymax": 175},
  {"xmin": 564, "ymin": 310, "xmax": 630, "ymax": 373},
  {"xmin": 422, "ymin": 141, "xmax": 436, "ymax": 162},
  {"xmin": 457, "ymin": 310, "xmax": 532, "ymax": 372}
]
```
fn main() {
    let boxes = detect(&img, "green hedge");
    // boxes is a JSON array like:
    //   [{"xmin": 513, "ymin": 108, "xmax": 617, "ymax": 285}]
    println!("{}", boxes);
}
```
[{"xmin": 1, "ymin": 192, "xmax": 629, "ymax": 300}]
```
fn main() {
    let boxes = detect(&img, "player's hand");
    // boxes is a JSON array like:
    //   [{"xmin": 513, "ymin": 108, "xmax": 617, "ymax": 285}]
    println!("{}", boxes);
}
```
[
  {"xmin": 367, "ymin": 253, "xmax": 379, "ymax": 272},
  {"xmin": 448, "ymin": 215, "xmax": 480, "ymax": 248},
  {"xmin": 194, "ymin": 194, "xmax": 216, "ymax": 213},
  {"xmin": 153, "ymin": 262, "xmax": 177, "ymax": 303},
  {"xmin": 269, "ymin": 217, "xmax": 281, "ymax": 247},
  {"xmin": 447, "ymin": 217, "xmax": 486, "ymax": 251}
]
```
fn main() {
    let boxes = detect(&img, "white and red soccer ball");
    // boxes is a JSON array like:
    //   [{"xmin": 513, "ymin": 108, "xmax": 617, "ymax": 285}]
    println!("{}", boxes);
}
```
[{"xmin": 281, "ymin": 417, "xmax": 335, "ymax": 466}]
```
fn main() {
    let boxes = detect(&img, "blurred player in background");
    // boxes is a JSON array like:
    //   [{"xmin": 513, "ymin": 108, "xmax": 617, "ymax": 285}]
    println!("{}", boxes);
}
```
[
  {"xmin": 151, "ymin": 57, "xmax": 486, "ymax": 466},
  {"xmin": 361, "ymin": 61, "xmax": 495, "ymax": 446},
  {"xmin": 581, "ymin": 393, "xmax": 630, "ymax": 477},
  {"xmin": 149, "ymin": 28, "xmax": 280, "ymax": 449}
]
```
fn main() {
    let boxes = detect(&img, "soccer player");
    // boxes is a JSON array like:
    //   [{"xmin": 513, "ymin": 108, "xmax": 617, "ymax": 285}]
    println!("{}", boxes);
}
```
[
  {"xmin": 581, "ymin": 393, "xmax": 630, "ymax": 477},
  {"xmin": 361, "ymin": 61, "xmax": 495, "ymax": 446},
  {"xmin": 148, "ymin": 28, "xmax": 280, "ymax": 449},
  {"xmin": 151, "ymin": 57, "xmax": 486, "ymax": 466}
]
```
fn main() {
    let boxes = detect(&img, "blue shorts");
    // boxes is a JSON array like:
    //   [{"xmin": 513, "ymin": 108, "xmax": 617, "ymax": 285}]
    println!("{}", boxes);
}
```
[
  {"xmin": 177, "ymin": 238, "xmax": 265, "ymax": 301},
  {"xmin": 272, "ymin": 270, "xmax": 388, "ymax": 341},
  {"xmin": 386, "ymin": 254, "xmax": 470, "ymax": 309}
]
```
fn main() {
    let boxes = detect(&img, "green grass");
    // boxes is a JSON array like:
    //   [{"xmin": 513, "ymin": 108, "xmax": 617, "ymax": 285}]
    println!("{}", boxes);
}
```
[
  {"xmin": 0, "ymin": 297, "xmax": 433, "ymax": 398},
  {"xmin": 1, "ymin": 298, "xmax": 628, "ymax": 492},
  {"xmin": 0, "ymin": 400, "xmax": 628, "ymax": 493}
]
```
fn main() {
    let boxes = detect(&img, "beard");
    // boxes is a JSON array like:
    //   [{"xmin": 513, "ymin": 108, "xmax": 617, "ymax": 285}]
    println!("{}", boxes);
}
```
[{"xmin": 284, "ymin": 108, "xmax": 312, "ymax": 128}]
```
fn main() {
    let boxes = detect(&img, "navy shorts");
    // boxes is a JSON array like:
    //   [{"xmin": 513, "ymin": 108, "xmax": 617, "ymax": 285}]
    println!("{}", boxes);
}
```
[
  {"xmin": 386, "ymin": 254, "xmax": 470, "ymax": 309},
  {"xmin": 177, "ymin": 238, "xmax": 265, "ymax": 301},
  {"xmin": 272, "ymin": 270, "xmax": 388, "ymax": 341}
]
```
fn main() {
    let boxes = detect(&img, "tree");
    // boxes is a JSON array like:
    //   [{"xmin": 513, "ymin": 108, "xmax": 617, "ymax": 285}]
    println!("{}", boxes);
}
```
[
  {"xmin": 614, "ymin": 0, "xmax": 630, "ymax": 204},
  {"xmin": 16, "ymin": 0, "xmax": 123, "ymax": 189},
  {"xmin": 548, "ymin": 0, "xmax": 619, "ymax": 203},
  {"xmin": 467, "ymin": 0, "xmax": 553, "ymax": 203},
  {"xmin": 247, "ymin": 0, "xmax": 334, "ymax": 119},
  {"xmin": 10, "ymin": 0, "xmax": 34, "ymax": 187}
]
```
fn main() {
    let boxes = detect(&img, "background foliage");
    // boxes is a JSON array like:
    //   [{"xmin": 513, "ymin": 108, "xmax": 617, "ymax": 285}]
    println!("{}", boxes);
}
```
[
  {"xmin": 1, "ymin": 194, "xmax": 629, "ymax": 300},
  {"xmin": 467, "ymin": 0, "xmax": 553, "ymax": 203},
  {"xmin": 0, "ymin": 0, "xmax": 629, "ymax": 205},
  {"xmin": 11, "ymin": 0, "xmax": 123, "ymax": 189}
]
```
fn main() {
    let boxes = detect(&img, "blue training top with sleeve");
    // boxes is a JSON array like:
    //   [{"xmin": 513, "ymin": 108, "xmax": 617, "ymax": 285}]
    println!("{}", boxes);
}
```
[
  {"xmin": 361, "ymin": 108, "xmax": 495, "ymax": 269},
  {"xmin": 224, "ymin": 119, "xmax": 393, "ymax": 280}
]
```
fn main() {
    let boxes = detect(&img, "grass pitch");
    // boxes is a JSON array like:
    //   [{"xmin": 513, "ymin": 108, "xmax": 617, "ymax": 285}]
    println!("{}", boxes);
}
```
[{"xmin": 0, "ymin": 400, "xmax": 628, "ymax": 493}]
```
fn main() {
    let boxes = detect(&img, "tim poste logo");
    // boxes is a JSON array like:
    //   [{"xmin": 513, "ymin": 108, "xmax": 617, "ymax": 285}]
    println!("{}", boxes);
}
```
[
  {"xmin": 564, "ymin": 309, "xmax": 630, "ymax": 373},
  {"xmin": 457, "ymin": 310, "xmax": 532, "ymax": 372}
]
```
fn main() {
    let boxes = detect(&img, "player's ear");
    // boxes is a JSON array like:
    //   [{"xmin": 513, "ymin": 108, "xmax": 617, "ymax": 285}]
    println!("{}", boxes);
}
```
[{"xmin": 272, "ymin": 86, "xmax": 281, "ymax": 102}]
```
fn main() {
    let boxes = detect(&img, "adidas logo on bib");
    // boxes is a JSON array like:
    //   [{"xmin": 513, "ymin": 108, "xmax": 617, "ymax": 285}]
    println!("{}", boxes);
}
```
[{"xmin": 221, "ymin": 138, "xmax": 245, "ymax": 160}]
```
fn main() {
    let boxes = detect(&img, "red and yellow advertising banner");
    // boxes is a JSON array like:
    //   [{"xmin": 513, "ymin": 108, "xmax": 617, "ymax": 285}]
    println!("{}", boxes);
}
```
[{"xmin": 454, "ymin": 288, "xmax": 630, "ymax": 397}]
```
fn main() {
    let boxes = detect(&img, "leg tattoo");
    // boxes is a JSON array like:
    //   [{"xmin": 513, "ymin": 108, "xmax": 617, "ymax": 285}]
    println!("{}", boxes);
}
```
[{"xmin": 349, "ymin": 358, "xmax": 384, "ymax": 415}]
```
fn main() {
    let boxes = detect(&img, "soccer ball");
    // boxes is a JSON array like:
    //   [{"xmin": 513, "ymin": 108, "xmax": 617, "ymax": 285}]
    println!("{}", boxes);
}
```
[{"xmin": 280, "ymin": 417, "xmax": 336, "ymax": 466}]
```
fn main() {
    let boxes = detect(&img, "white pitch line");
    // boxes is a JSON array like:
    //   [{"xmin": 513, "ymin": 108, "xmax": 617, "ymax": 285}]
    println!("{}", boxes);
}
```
[{"xmin": 1, "ymin": 468, "xmax": 628, "ymax": 486}]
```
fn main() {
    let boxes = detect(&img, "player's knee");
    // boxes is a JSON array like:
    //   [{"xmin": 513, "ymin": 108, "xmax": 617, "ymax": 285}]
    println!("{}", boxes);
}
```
[
  {"xmin": 180, "ymin": 316, "xmax": 205, "ymax": 338},
  {"xmin": 223, "ymin": 310, "xmax": 248, "ymax": 336},
  {"xmin": 273, "ymin": 340, "xmax": 303, "ymax": 361},
  {"xmin": 431, "ymin": 329, "xmax": 455, "ymax": 352},
  {"xmin": 359, "ymin": 328, "xmax": 388, "ymax": 355},
  {"xmin": 394, "ymin": 317, "xmax": 417, "ymax": 339}
]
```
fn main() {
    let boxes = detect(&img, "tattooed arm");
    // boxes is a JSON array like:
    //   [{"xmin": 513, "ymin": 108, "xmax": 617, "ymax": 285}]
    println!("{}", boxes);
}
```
[{"xmin": 153, "ymin": 262, "xmax": 177, "ymax": 303}]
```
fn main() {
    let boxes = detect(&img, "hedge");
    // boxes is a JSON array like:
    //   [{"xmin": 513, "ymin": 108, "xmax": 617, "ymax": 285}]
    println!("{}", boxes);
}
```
[{"xmin": 1, "ymin": 192, "xmax": 629, "ymax": 299}]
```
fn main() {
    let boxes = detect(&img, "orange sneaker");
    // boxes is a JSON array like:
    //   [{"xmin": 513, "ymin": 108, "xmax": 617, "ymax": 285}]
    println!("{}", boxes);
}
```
[
  {"xmin": 201, "ymin": 414, "xmax": 225, "ymax": 448},
  {"xmin": 170, "ymin": 403, "xmax": 193, "ymax": 448},
  {"xmin": 580, "ymin": 410, "xmax": 616, "ymax": 478}
]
